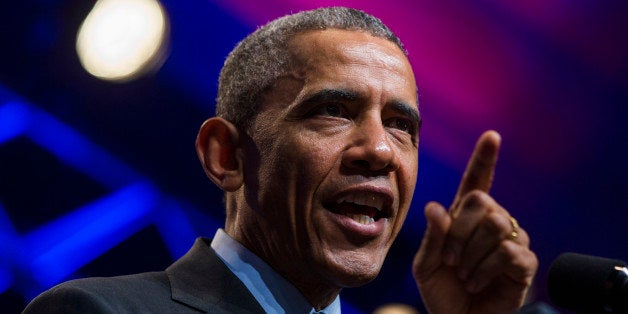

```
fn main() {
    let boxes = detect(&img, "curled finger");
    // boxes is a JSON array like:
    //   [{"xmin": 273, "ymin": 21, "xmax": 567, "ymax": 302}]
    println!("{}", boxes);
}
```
[{"xmin": 465, "ymin": 238, "xmax": 537, "ymax": 294}]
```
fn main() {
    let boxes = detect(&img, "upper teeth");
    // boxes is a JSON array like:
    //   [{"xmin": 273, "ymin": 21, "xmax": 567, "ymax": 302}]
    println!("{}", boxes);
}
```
[
  {"xmin": 336, "ymin": 193, "xmax": 384, "ymax": 212},
  {"xmin": 348, "ymin": 214, "xmax": 375, "ymax": 225}
]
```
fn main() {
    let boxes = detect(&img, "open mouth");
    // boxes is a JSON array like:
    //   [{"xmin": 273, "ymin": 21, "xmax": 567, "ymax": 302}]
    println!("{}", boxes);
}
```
[{"xmin": 324, "ymin": 192, "xmax": 392, "ymax": 225}]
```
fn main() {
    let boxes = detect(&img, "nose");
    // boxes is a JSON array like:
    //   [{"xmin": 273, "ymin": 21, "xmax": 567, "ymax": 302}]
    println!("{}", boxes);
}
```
[{"xmin": 342, "ymin": 117, "xmax": 398, "ymax": 173}]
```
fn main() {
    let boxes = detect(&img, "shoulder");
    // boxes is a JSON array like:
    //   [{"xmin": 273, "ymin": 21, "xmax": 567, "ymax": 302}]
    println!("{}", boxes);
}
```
[
  {"xmin": 23, "ymin": 237, "xmax": 244, "ymax": 313},
  {"xmin": 23, "ymin": 272, "xmax": 177, "ymax": 313}
]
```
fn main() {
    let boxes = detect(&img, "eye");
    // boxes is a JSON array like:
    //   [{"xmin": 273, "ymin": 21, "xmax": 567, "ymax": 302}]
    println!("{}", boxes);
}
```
[
  {"xmin": 313, "ymin": 103, "xmax": 347, "ymax": 118},
  {"xmin": 385, "ymin": 117, "xmax": 414, "ymax": 134},
  {"xmin": 324, "ymin": 103, "xmax": 341, "ymax": 117}
]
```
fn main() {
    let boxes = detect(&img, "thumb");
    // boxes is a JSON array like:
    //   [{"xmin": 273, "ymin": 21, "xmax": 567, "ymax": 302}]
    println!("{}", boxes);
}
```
[{"xmin": 413, "ymin": 201, "xmax": 451, "ymax": 282}]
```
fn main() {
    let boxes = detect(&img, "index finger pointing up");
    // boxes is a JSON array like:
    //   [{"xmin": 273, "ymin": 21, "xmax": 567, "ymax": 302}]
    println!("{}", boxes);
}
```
[{"xmin": 450, "ymin": 130, "xmax": 502, "ymax": 215}]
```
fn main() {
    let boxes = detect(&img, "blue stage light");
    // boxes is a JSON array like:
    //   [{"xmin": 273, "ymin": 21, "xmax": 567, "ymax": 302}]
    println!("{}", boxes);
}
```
[
  {"xmin": 154, "ymin": 198, "xmax": 203, "ymax": 259},
  {"xmin": 0, "ymin": 102, "xmax": 28, "ymax": 145},
  {"xmin": 25, "ymin": 107, "xmax": 142, "ymax": 189},
  {"xmin": 0, "ymin": 86, "xmax": 218, "ymax": 300},
  {"xmin": 24, "ymin": 182, "xmax": 158, "ymax": 287}
]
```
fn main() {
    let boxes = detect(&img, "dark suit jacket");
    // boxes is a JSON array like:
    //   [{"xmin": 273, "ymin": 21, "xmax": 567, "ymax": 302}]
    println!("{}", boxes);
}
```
[{"xmin": 23, "ymin": 238, "xmax": 265, "ymax": 313}]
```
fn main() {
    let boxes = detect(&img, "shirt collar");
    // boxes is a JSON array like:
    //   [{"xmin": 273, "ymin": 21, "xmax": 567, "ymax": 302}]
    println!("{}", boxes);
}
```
[{"xmin": 211, "ymin": 229, "xmax": 341, "ymax": 314}]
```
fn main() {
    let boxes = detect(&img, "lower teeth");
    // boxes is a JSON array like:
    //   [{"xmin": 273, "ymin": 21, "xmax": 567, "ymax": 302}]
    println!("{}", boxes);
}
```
[{"xmin": 348, "ymin": 214, "xmax": 375, "ymax": 225}]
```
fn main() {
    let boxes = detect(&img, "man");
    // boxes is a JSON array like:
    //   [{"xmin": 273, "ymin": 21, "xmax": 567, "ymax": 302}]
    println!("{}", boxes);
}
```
[{"xmin": 24, "ymin": 7, "xmax": 537, "ymax": 313}]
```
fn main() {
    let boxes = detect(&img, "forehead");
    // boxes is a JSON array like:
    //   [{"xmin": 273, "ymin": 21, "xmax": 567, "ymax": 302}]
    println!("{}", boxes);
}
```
[
  {"xmin": 291, "ymin": 29, "xmax": 406, "ymax": 65},
  {"xmin": 287, "ymin": 29, "xmax": 417, "ymax": 104}
]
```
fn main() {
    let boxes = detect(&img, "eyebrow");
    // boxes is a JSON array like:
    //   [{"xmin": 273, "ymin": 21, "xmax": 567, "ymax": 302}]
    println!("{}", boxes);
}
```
[{"xmin": 300, "ymin": 89, "xmax": 358, "ymax": 105}]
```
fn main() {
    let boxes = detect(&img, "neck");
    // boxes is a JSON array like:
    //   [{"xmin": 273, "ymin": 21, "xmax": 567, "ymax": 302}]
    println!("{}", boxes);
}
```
[
  {"xmin": 225, "ymin": 214, "xmax": 342, "ymax": 310},
  {"xmin": 290, "ymin": 277, "xmax": 342, "ymax": 311}
]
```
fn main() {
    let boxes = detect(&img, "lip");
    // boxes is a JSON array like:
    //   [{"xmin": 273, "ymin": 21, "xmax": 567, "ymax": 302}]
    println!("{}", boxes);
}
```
[
  {"xmin": 321, "ymin": 185, "xmax": 395, "ymax": 239},
  {"xmin": 326, "ymin": 185, "xmax": 395, "ymax": 217},
  {"xmin": 324, "ymin": 209, "xmax": 389, "ymax": 239}
]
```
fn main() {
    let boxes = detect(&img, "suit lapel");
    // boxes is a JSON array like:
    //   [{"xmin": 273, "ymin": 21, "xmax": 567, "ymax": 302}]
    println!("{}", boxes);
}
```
[{"xmin": 166, "ymin": 237, "xmax": 265, "ymax": 313}]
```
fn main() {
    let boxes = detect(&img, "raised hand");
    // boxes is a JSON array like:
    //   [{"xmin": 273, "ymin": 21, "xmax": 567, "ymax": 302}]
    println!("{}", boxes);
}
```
[{"xmin": 413, "ymin": 130, "xmax": 538, "ymax": 314}]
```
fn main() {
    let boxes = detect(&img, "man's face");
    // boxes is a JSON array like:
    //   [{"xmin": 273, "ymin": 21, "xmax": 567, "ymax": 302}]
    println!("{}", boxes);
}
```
[{"xmin": 243, "ymin": 29, "xmax": 419, "ymax": 288}]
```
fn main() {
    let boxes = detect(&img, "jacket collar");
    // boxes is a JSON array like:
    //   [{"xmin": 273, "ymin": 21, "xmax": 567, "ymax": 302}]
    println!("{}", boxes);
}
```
[{"xmin": 165, "ymin": 237, "xmax": 264, "ymax": 313}]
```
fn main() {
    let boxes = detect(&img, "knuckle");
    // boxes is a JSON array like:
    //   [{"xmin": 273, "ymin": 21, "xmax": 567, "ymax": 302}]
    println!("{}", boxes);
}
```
[
  {"xmin": 461, "ymin": 190, "xmax": 488, "ymax": 209},
  {"xmin": 482, "ymin": 212, "xmax": 508, "ymax": 235},
  {"xmin": 498, "ymin": 242, "xmax": 539, "ymax": 275},
  {"xmin": 497, "ymin": 240, "xmax": 518, "ymax": 257}
]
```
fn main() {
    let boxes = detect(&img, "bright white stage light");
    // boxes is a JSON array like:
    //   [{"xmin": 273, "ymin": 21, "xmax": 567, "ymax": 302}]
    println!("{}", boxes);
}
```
[{"xmin": 76, "ymin": 0, "xmax": 169, "ymax": 82}]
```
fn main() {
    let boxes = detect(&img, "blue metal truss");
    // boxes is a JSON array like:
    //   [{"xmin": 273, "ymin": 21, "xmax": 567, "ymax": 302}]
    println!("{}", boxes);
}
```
[{"xmin": 0, "ymin": 87, "xmax": 215, "ymax": 300}]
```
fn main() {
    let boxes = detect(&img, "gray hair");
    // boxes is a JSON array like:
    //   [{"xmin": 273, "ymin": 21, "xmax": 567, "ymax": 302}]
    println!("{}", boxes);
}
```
[{"xmin": 215, "ymin": 7, "xmax": 406, "ymax": 129}]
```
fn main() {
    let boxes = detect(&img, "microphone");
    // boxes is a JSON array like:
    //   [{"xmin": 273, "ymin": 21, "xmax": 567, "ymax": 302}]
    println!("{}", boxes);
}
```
[{"xmin": 547, "ymin": 252, "xmax": 628, "ymax": 313}]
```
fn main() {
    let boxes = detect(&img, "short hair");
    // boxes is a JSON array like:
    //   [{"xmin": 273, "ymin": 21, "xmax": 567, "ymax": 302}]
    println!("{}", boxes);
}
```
[{"xmin": 215, "ymin": 7, "xmax": 406, "ymax": 129}]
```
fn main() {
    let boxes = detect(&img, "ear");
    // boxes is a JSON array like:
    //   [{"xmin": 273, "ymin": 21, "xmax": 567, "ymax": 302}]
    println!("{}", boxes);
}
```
[{"xmin": 195, "ymin": 117, "xmax": 243, "ymax": 192}]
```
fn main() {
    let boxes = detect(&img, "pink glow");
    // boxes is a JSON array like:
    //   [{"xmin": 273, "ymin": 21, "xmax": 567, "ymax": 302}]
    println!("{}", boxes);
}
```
[{"xmin": 209, "ymin": 0, "xmax": 598, "ymax": 175}]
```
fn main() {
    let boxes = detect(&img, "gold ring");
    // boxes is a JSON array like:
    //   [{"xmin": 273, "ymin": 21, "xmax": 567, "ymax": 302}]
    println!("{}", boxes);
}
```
[{"xmin": 507, "ymin": 216, "xmax": 519, "ymax": 240}]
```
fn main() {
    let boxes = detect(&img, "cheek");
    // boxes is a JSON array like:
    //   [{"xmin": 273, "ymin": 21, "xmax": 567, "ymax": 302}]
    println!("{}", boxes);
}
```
[
  {"xmin": 257, "ymin": 131, "xmax": 339, "ymax": 211},
  {"xmin": 393, "ymin": 150, "xmax": 419, "ymax": 228},
  {"xmin": 271, "ymin": 128, "xmax": 340, "ymax": 184},
  {"xmin": 399, "ymin": 148, "xmax": 419, "ymax": 193}
]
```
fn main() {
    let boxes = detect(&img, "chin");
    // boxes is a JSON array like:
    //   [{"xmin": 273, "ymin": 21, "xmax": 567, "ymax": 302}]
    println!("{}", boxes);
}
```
[{"xmin": 320, "ymin": 250, "xmax": 387, "ymax": 288}]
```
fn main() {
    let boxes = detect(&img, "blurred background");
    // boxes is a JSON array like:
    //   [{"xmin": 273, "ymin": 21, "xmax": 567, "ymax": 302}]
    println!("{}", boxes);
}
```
[{"xmin": 1, "ymin": 0, "xmax": 627, "ymax": 312}]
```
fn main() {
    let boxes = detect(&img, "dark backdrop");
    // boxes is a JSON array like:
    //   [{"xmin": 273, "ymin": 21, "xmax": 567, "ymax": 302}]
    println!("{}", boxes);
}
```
[{"xmin": 1, "ymin": 0, "xmax": 627, "ymax": 312}]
